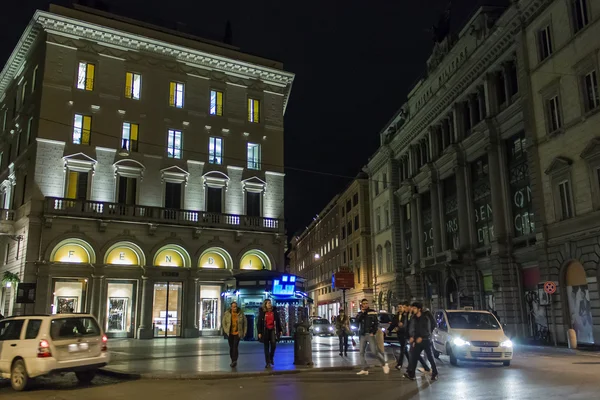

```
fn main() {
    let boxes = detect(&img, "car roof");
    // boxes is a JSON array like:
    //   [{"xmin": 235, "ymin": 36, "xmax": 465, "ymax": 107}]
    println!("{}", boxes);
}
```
[
  {"xmin": 2, "ymin": 313, "xmax": 96, "ymax": 320},
  {"xmin": 442, "ymin": 310, "xmax": 493, "ymax": 314}
]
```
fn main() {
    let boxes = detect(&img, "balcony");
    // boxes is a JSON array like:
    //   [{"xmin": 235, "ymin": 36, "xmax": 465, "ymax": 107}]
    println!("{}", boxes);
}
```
[
  {"xmin": 44, "ymin": 197, "xmax": 283, "ymax": 233},
  {"xmin": 0, "ymin": 209, "xmax": 16, "ymax": 234}
]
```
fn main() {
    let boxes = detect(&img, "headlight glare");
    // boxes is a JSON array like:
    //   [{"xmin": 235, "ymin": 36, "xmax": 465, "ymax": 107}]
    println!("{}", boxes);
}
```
[
  {"xmin": 453, "ymin": 338, "xmax": 470, "ymax": 346},
  {"xmin": 501, "ymin": 340, "xmax": 513, "ymax": 348}
]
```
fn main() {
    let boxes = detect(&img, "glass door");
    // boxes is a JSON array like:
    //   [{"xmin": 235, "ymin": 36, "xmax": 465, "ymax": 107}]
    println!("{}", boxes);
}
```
[
  {"xmin": 106, "ymin": 281, "xmax": 137, "ymax": 338},
  {"xmin": 152, "ymin": 282, "xmax": 183, "ymax": 338}
]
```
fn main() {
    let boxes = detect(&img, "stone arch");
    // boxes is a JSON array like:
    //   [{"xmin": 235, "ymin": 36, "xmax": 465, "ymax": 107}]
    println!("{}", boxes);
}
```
[
  {"xmin": 198, "ymin": 247, "xmax": 234, "ymax": 270},
  {"xmin": 103, "ymin": 241, "xmax": 146, "ymax": 266},
  {"xmin": 561, "ymin": 260, "xmax": 595, "ymax": 344},
  {"xmin": 239, "ymin": 248, "xmax": 272, "ymax": 271},
  {"xmin": 152, "ymin": 244, "xmax": 191, "ymax": 268},
  {"xmin": 50, "ymin": 238, "xmax": 97, "ymax": 264}
]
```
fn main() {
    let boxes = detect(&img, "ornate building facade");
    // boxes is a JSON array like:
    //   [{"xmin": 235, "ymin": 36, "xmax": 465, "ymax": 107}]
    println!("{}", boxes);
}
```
[{"xmin": 0, "ymin": 4, "xmax": 294, "ymax": 338}]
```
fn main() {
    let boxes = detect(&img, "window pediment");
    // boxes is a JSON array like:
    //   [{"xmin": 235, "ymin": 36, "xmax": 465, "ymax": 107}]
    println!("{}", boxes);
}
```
[
  {"xmin": 63, "ymin": 152, "xmax": 97, "ymax": 173},
  {"xmin": 161, "ymin": 165, "xmax": 189, "ymax": 184},
  {"xmin": 203, "ymin": 171, "xmax": 229, "ymax": 189},
  {"xmin": 242, "ymin": 176, "xmax": 266, "ymax": 192},
  {"xmin": 545, "ymin": 156, "xmax": 572, "ymax": 176},
  {"xmin": 580, "ymin": 137, "xmax": 600, "ymax": 161},
  {"xmin": 114, "ymin": 159, "xmax": 145, "ymax": 179}
]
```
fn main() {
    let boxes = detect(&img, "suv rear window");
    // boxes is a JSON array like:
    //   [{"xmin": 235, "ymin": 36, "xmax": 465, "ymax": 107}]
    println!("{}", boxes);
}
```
[
  {"xmin": 25, "ymin": 319, "xmax": 43, "ymax": 339},
  {"xmin": 0, "ymin": 319, "xmax": 25, "ymax": 340},
  {"xmin": 50, "ymin": 317, "xmax": 101, "ymax": 340}
]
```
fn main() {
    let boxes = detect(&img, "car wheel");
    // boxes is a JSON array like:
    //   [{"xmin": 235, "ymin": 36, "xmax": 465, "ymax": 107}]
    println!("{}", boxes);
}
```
[
  {"xmin": 447, "ymin": 345, "xmax": 458, "ymax": 366},
  {"xmin": 11, "ymin": 359, "xmax": 30, "ymax": 392},
  {"xmin": 75, "ymin": 370, "xmax": 97, "ymax": 384},
  {"xmin": 433, "ymin": 350, "xmax": 441, "ymax": 359},
  {"xmin": 503, "ymin": 361, "xmax": 511, "ymax": 367}
]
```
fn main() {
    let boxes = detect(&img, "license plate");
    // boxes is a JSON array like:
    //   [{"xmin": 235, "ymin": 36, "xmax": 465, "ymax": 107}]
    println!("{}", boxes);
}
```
[
  {"xmin": 480, "ymin": 347, "xmax": 493, "ymax": 353},
  {"xmin": 68, "ymin": 343, "xmax": 89, "ymax": 352}
]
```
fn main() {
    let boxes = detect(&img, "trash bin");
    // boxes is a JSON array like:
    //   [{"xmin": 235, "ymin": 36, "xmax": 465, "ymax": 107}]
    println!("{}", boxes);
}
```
[{"xmin": 294, "ymin": 322, "xmax": 313, "ymax": 366}]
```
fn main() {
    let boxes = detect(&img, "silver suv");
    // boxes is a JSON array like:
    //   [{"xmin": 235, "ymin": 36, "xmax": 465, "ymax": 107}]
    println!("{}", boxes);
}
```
[{"xmin": 0, "ymin": 314, "xmax": 110, "ymax": 391}]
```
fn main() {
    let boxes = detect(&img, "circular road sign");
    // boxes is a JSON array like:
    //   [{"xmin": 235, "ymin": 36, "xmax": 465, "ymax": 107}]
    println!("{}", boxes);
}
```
[{"xmin": 544, "ymin": 281, "xmax": 557, "ymax": 295}]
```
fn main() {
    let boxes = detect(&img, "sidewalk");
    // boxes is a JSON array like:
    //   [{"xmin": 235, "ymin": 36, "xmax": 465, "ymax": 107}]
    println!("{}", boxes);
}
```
[{"xmin": 101, "ymin": 337, "xmax": 363, "ymax": 379}]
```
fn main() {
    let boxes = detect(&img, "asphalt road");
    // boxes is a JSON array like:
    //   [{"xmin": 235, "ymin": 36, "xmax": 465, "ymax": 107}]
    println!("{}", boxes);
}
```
[{"xmin": 2, "ymin": 346, "xmax": 600, "ymax": 400}]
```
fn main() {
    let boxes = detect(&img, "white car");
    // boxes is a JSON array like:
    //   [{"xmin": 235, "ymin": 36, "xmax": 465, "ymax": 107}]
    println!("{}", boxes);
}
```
[
  {"xmin": 432, "ymin": 309, "xmax": 513, "ymax": 367},
  {"xmin": 0, "ymin": 314, "xmax": 110, "ymax": 391}
]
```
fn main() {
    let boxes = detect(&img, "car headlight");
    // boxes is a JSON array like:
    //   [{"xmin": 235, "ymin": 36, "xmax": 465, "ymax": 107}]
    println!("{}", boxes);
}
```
[
  {"xmin": 351, "ymin": 326, "xmax": 357, "ymax": 330},
  {"xmin": 328, "ymin": 326, "xmax": 334, "ymax": 331},
  {"xmin": 501, "ymin": 340, "xmax": 513, "ymax": 348},
  {"xmin": 453, "ymin": 338, "xmax": 470, "ymax": 347},
  {"xmin": 381, "ymin": 327, "xmax": 386, "ymax": 331},
  {"xmin": 315, "ymin": 327, "xmax": 320, "ymax": 332}
]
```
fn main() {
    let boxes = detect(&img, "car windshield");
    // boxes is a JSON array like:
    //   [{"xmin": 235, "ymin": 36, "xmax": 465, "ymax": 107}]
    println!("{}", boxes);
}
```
[
  {"xmin": 313, "ymin": 319, "xmax": 329, "ymax": 325},
  {"xmin": 378, "ymin": 313, "xmax": 391, "ymax": 323},
  {"xmin": 447, "ymin": 312, "xmax": 501, "ymax": 330},
  {"xmin": 50, "ymin": 317, "xmax": 101, "ymax": 340}
]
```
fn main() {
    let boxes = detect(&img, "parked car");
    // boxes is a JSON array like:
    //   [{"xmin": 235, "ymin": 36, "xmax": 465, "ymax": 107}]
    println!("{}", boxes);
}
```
[
  {"xmin": 0, "ymin": 314, "xmax": 110, "ymax": 391},
  {"xmin": 432, "ymin": 309, "xmax": 513, "ymax": 367},
  {"xmin": 309, "ymin": 318, "xmax": 335, "ymax": 336}
]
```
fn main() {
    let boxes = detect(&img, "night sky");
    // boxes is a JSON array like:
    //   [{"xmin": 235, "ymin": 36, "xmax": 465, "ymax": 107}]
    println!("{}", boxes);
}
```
[{"xmin": 1, "ymin": 0, "xmax": 489, "ymax": 239}]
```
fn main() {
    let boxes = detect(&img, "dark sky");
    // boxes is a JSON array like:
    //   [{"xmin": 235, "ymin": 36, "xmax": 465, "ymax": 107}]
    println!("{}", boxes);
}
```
[{"xmin": 1, "ymin": 0, "xmax": 488, "ymax": 239}]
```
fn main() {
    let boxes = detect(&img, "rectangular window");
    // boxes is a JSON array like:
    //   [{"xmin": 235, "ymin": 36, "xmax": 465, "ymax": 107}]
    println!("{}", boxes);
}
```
[
  {"xmin": 247, "ymin": 143, "xmax": 260, "ymax": 170},
  {"xmin": 31, "ymin": 65, "xmax": 38, "ymax": 93},
  {"xmin": 122, "ymin": 122, "xmax": 139, "ymax": 152},
  {"xmin": 538, "ymin": 25, "xmax": 553, "ymax": 61},
  {"xmin": 341, "ymin": 227, "xmax": 346, "ymax": 240},
  {"xmin": 2, "ymin": 109, "xmax": 6, "ymax": 132},
  {"xmin": 354, "ymin": 215, "xmax": 359, "ymax": 230},
  {"xmin": 353, "ymin": 193, "xmax": 359, "ymax": 206},
  {"xmin": 169, "ymin": 82, "xmax": 184, "ymax": 108},
  {"xmin": 376, "ymin": 208, "xmax": 381, "ymax": 232},
  {"xmin": 16, "ymin": 133, "xmax": 21, "ymax": 156},
  {"xmin": 20, "ymin": 81, "xmax": 27, "ymax": 106},
  {"xmin": 346, "ymin": 200, "xmax": 351, "ymax": 213},
  {"xmin": 167, "ymin": 129, "xmax": 182, "ymax": 159},
  {"xmin": 356, "ymin": 243, "xmax": 360, "ymax": 257},
  {"xmin": 25, "ymin": 319, "xmax": 42, "ymax": 339},
  {"xmin": 384, "ymin": 203, "xmax": 390, "ymax": 227},
  {"xmin": 73, "ymin": 114, "xmax": 92, "ymax": 145},
  {"xmin": 210, "ymin": 90, "xmax": 224, "ymax": 116},
  {"xmin": 26, "ymin": 117, "xmax": 33, "ymax": 145},
  {"xmin": 77, "ymin": 62, "xmax": 95, "ymax": 91},
  {"xmin": 248, "ymin": 98, "xmax": 260, "ymax": 123},
  {"xmin": 558, "ymin": 180, "xmax": 574, "ymax": 219},
  {"xmin": 374, "ymin": 179, "xmax": 380, "ymax": 196},
  {"xmin": 208, "ymin": 137, "xmax": 223, "ymax": 165},
  {"xmin": 164, "ymin": 182, "xmax": 182, "ymax": 209},
  {"xmin": 206, "ymin": 187, "xmax": 223, "ymax": 213},
  {"xmin": 546, "ymin": 95, "xmax": 562, "ymax": 133},
  {"xmin": 125, "ymin": 72, "xmax": 142, "ymax": 100},
  {"xmin": 572, "ymin": 0, "xmax": 590, "ymax": 33},
  {"xmin": 246, "ymin": 191, "xmax": 261, "ymax": 217},
  {"xmin": 383, "ymin": 172, "xmax": 388, "ymax": 189},
  {"xmin": 21, "ymin": 175, "xmax": 27, "ymax": 206},
  {"xmin": 66, "ymin": 171, "xmax": 89, "ymax": 200},
  {"xmin": 118, "ymin": 176, "xmax": 137, "ymax": 205},
  {"xmin": 583, "ymin": 70, "xmax": 599, "ymax": 112}
]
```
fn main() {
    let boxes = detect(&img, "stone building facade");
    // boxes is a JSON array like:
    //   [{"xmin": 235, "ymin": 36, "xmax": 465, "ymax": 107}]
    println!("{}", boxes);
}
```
[{"xmin": 0, "ymin": 4, "xmax": 294, "ymax": 339}]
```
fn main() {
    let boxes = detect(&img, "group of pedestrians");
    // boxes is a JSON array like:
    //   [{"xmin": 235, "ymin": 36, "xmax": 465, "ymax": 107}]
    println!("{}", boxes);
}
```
[{"xmin": 220, "ymin": 297, "xmax": 438, "ymax": 381}]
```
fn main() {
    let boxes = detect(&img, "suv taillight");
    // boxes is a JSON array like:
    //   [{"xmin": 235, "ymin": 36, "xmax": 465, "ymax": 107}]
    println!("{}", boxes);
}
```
[
  {"xmin": 37, "ymin": 339, "xmax": 52, "ymax": 358},
  {"xmin": 101, "ymin": 334, "xmax": 108, "ymax": 352}
]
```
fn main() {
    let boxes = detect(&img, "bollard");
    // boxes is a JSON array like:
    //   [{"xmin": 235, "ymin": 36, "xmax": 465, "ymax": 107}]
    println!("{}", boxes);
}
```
[
  {"xmin": 567, "ymin": 329, "xmax": 577, "ymax": 349},
  {"xmin": 293, "ymin": 322, "xmax": 314, "ymax": 366}
]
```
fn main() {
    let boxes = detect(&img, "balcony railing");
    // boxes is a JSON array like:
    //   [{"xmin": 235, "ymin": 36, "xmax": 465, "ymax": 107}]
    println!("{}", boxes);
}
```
[
  {"xmin": 44, "ymin": 197, "xmax": 282, "ymax": 233},
  {"xmin": 0, "ymin": 209, "xmax": 15, "ymax": 222}
]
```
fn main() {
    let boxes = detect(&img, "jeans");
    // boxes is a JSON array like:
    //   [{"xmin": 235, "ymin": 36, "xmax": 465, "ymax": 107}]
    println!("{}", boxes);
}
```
[
  {"xmin": 407, "ymin": 339, "xmax": 437, "ymax": 376},
  {"xmin": 395, "ymin": 337, "xmax": 410, "ymax": 367},
  {"xmin": 263, "ymin": 329, "xmax": 277, "ymax": 363},
  {"xmin": 338, "ymin": 333, "xmax": 349, "ymax": 354},
  {"xmin": 359, "ymin": 334, "xmax": 386, "ymax": 370},
  {"xmin": 227, "ymin": 334, "xmax": 240, "ymax": 362}
]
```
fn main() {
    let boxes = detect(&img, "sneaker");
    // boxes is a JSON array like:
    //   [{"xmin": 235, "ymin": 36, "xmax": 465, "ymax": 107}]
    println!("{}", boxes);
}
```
[
  {"xmin": 431, "ymin": 374, "xmax": 438, "ymax": 381},
  {"xmin": 270, "ymin": 359, "xmax": 274, "ymax": 365},
  {"xmin": 418, "ymin": 368, "xmax": 431, "ymax": 374},
  {"xmin": 383, "ymin": 363, "xmax": 390, "ymax": 374},
  {"xmin": 394, "ymin": 364, "xmax": 402, "ymax": 370},
  {"xmin": 339, "ymin": 352, "xmax": 343, "ymax": 356},
  {"xmin": 403, "ymin": 372, "xmax": 415, "ymax": 380},
  {"xmin": 357, "ymin": 370, "xmax": 369, "ymax": 376},
  {"xmin": 344, "ymin": 352, "xmax": 348, "ymax": 357},
  {"xmin": 265, "ymin": 363, "xmax": 271, "ymax": 369},
  {"xmin": 230, "ymin": 361, "xmax": 237, "ymax": 368}
]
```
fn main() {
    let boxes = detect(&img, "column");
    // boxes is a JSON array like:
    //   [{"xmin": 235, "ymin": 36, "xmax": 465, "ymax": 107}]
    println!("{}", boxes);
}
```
[
  {"xmin": 410, "ymin": 195, "xmax": 420, "ymax": 266},
  {"xmin": 484, "ymin": 73, "xmax": 499, "ymax": 116},
  {"xmin": 502, "ymin": 62, "xmax": 512, "ymax": 105},
  {"xmin": 430, "ymin": 179, "xmax": 442, "ymax": 255},
  {"xmin": 441, "ymin": 120, "xmax": 450, "ymax": 150},
  {"xmin": 487, "ymin": 142, "xmax": 507, "ymax": 245},
  {"xmin": 452, "ymin": 104, "xmax": 465, "ymax": 142},
  {"xmin": 137, "ymin": 276, "xmax": 154, "ymax": 339},
  {"xmin": 89, "ymin": 275, "xmax": 104, "ymax": 318},
  {"xmin": 477, "ymin": 86, "xmax": 486, "ymax": 120},
  {"xmin": 184, "ymin": 277, "xmax": 199, "ymax": 338},
  {"xmin": 455, "ymin": 163, "xmax": 471, "ymax": 251},
  {"xmin": 428, "ymin": 127, "xmax": 436, "ymax": 160},
  {"xmin": 468, "ymin": 95, "xmax": 477, "ymax": 129}
]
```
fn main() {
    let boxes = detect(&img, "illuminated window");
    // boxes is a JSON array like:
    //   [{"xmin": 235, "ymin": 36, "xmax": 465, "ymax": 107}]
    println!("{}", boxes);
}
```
[
  {"xmin": 122, "ymin": 122, "xmax": 139, "ymax": 152},
  {"xmin": 167, "ymin": 129, "xmax": 182, "ymax": 159},
  {"xmin": 169, "ymin": 82, "xmax": 184, "ymax": 108},
  {"xmin": 66, "ymin": 171, "xmax": 89, "ymax": 200},
  {"xmin": 208, "ymin": 137, "xmax": 222, "ymax": 165},
  {"xmin": 73, "ymin": 114, "xmax": 91, "ymax": 145},
  {"xmin": 125, "ymin": 72, "xmax": 142, "ymax": 100},
  {"xmin": 247, "ymin": 143, "xmax": 260, "ymax": 170},
  {"xmin": 77, "ymin": 62, "xmax": 95, "ymax": 91},
  {"xmin": 210, "ymin": 90, "xmax": 223, "ymax": 116},
  {"xmin": 248, "ymin": 98, "xmax": 260, "ymax": 123}
]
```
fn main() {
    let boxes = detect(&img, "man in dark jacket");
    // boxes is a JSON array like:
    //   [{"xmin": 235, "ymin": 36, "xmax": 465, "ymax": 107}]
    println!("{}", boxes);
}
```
[
  {"xmin": 404, "ymin": 302, "xmax": 438, "ymax": 381},
  {"xmin": 257, "ymin": 299, "xmax": 283, "ymax": 369},
  {"xmin": 388, "ymin": 302, "xmax": 410, "ymax": 370},
  {"xmin": 356, "ymin": 298, "xmax": 389, "ymax": 375}
]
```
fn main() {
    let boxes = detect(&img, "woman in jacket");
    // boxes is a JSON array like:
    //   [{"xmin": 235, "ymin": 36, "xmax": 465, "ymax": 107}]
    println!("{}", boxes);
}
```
[
  {"xmin": 257, "ymin": 299, "xmax": 282, "ymax": 368},
  {"xmin": 222, "ymin": 301, "xmax": 247, "ymax": 368},
  {"xmin": 335, "ymin": 309, "xmax": 351, "ymax": 356}
]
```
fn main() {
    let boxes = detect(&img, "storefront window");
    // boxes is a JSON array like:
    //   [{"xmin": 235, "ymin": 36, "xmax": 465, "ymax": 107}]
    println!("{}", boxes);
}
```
[
  {"xmin": 507, "ymin": 132, "xmax": 535, "ymax": 238},
  {"xmin": 199, "ymin": 285, "xmax": 221, "ymax": 331},
  {"xmin": 52, "ymin": 279, "xmax": 87, "ymax": 314},
  {"xmin": 152, "ymin": 282, "xmax": 183, "ymax": 337},
  {"xmin": 444, "ymin": 176, "xmax": 459, "ymax": 250},
  {"xmin": 421, "ymin": 193, "xmax": 433, "ymax": 257},
  {"xmin": 471, "ymin": 155, "xmax": 494, "ymax": 246},
  {"xmin": 106, "ymin": 281, "xmax": 136, "ymax": 338}
]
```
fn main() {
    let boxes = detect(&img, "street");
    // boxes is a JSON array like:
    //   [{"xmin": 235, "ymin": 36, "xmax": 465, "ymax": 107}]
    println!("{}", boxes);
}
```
[{"xmin": 2, "ymin": 337, "xmax": 599, "ymax": 399}]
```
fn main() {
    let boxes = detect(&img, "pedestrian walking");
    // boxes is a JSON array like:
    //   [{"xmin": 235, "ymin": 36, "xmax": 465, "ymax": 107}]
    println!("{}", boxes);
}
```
[
  {"xmin": 388, "ymin": 303, "xmax": 410, "ymax": 370},
  {"xmin": 222, "ymin": 301, "xmax": 247, "ymax": 368},
  {"xmin": 404, "ymin": 302, "xmax": 438, "ymax": 381},
  {"xmin": 406, "ymin": 303, "xmax": 432, "ymax": 374},
  {"xmin": 257, "ymin": 299, "xmax": 282, "ymax": 369},
  {"xmin": 335, "ymin": 309, "xmax": 351, "ymax": 356},
  {"xmin": 356, "ymin": 298, "xmax": 389, "ymax": 376}
]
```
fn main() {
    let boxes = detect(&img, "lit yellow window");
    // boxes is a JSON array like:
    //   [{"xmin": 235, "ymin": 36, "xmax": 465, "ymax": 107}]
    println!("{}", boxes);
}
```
[
  {"xmin": 125, "ymin": 72, "xmax": 142, "ymax": 99},
  {"xmin": 66, "ymin": 170, "xmax": 89, "ymax": 200},
  {"xmin": 169, "ymin": 82, "xmax": 184, "ymax": 108},
  {"xmin": 77, "ymin": 62, "xmax": 95, "ymax": 91},
  {"xmin": 210, "ymin": 90, "xmax": 224, "ymax": 116},
  {"xmin": 73, "ymin": 114, "xmax": 92, "ymax": 145},
  {"xmin": 248, "ymin": 98, "xmax": 260, "ymax": 123},
  {"xmin": 122, "ymin": 122, "xmax": 139, "ymax": 152}
]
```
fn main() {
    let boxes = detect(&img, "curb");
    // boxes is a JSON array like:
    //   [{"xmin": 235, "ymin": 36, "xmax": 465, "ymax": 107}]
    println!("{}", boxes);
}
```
[{"xmin": 98, "ymin": 365, "xmax": 357, "ymax": 380}]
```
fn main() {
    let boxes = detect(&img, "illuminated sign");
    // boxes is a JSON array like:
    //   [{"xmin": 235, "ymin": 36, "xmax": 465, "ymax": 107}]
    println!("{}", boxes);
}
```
[
  {"xmin": 199, "ymin": 252, "xmax": 226, "ymax": 269},
  {"xmin": 52, "ymin": 244, "xmax": 90, "ymax": 263},
  {"xmin": 154, "ymin": 249, "xmax": 184, "ymax": 267},
  {"xmin": 106, "ymin": 246, "xmax": 139, "ymax": 265},
  {"xmin": 273, "ymin": 275, "xmax": 296, "ymax": 295}
]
